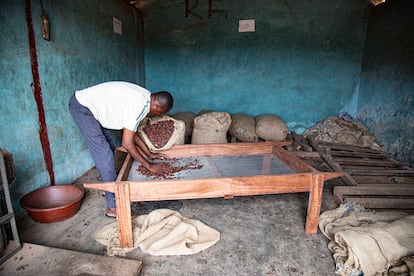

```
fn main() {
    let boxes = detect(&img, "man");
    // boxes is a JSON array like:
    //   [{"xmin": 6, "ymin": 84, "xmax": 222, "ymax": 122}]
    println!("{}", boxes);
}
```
[{"xmin": 69, "ymin": 81, "xmax": 173, "ymax": 217}]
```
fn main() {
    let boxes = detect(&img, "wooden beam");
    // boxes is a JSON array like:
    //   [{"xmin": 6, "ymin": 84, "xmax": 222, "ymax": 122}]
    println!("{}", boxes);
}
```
[
  {"xmin": 116, "ymin": 183, "xmax": 133, "ymax": 248},
  {"xmin": 333, "ymin": 184, "xmax": 414, "ymax": 204},
  {"xmin": 306, "ymin": 174, "xmax": 325, "ymax": 234},
  {"xmin": 344, "ymin": 197, "xmax": 414, "ymax": 209}
]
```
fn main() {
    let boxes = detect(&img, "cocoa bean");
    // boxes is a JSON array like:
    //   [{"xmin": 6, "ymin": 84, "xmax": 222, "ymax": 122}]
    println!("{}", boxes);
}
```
[
  {"xmin": 143, "ymin": 120, "xmax": 175, "ymax": 149},
  {"xmin": 137, "ymin": 158, "xmax": 203, "ymax": 180}
]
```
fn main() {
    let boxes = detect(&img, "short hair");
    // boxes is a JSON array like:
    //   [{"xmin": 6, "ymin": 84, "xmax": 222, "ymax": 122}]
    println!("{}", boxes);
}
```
[{"xmin": 153, "ymin": 91, "xmax": 173, "ymax": 112}]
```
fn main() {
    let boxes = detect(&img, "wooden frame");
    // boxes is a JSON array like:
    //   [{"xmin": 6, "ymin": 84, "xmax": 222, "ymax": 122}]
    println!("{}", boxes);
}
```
[{"xmin": 84, "ymin": 142, "xmax": 344, "ymax": 248}]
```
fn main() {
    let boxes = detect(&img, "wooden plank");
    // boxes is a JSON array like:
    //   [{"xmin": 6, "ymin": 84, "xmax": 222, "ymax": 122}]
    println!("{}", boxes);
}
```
[
  {"xmin": 116, "ymin": 153, "xmax": 133, "ymax": 182},
  {"xmin": 161, "ymin": 141, "xmax": 289, "ymax": 157},
  {"xmin": 335, "ymin": 184, "xmax": 414, "ymax": 194},
  {"xmin": 291, "ymin": 132, "xmax": 313, "ymax": 152},
  {"xmin": 306, "ymin": 174, "xmax": 324, "ymax": 234},
  {"xmin": 352, "ymin": 175, "xmax": 414, "ymax": 185},
  {"xmin": 271, "ymin": 144, "xmax": 317, "ymax": 173},
  {"xmin": 341, "ymin": 165, "xmax": 405, "ymax": 171},
  {"xmin": 290, "ymin": 151, "xmax": 321, "ymax": 159},
  {"xmin": 333, "ymin": 185, "xmax": 414, "ymax": 203},
  {"xmin": 126, "ymin": 174, "xmax": 315, "ymax": 202},
  {"xmin": 308, "ymin": 139, "xmax": 356, "ymax": 186},
  {"xmin": 334, "ymin": 158, "xmax": 402, "ymax": 167},
  {"xmin": 348, "ymin": 170, "xmax": 414, "ymax": 176},
  {"xmin": 328, "ymin": 151, "xmax": 392, "ymax": 159},
  {"xmin": 344, "ymin": 197, "xmax": 414, "ymax": 209},
  {"xmin": 116, "ymin": 183, "xmax": 133, "ymax": 248},
  {"xmin": 320, "ymin": 150, "xmax": 357, "ymax": 186},
  {"xmin": 316, "ymin": 143, "xmax": 384, "ymax": 154}
]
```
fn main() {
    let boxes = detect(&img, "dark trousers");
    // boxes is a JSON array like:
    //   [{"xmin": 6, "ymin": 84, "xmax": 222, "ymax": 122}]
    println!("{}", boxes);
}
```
[{"xmin": 68, "ymin": 94, "xmax": 116, "ymax": 208}]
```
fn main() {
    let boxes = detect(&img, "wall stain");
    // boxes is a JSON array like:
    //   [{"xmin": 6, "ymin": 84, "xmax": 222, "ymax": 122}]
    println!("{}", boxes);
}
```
[{"xmin": 25, "ymin": 0, "xmax": 55, "ymax": 185}]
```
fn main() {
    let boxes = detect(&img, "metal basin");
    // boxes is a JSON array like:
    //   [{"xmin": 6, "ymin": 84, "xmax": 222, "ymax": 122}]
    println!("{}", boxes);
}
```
[{"xmin": 20, "ymin": 184, "xmax": 84, "ymax": 223}]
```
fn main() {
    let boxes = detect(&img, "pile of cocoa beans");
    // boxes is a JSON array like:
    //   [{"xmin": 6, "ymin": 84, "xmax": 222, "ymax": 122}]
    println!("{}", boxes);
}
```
[
  {"xmin": 143, "ymin": 120, "xmax": 175, "ymax": 149},
  {"xmin": 137, "ymin": 158, "xmax": 203, "ymax": 180}
]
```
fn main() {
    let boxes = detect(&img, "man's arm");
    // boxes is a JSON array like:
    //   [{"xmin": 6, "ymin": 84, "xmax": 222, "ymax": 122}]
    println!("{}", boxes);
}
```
[
  {"xmin": 133, "ymin": 131, "xmax": 168, "ymax": 160},
  {"xmin": 122, "ymin": 128, "xmax": 167, "ymax": 173},
  {"xmin": 122, "ymin": 128, "xmax": 151, "ymax": 168}
]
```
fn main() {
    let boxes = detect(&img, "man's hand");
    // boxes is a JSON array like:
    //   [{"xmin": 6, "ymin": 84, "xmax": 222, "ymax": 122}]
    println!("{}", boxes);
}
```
[{"xmin": 148, "ymin": 152, "xmax": 169, "ymax": 160}]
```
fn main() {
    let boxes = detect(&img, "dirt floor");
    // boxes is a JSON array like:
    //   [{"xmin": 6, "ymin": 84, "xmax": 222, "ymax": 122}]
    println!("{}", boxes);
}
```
[{"xmin": 9, "ymin": 154, "xmax": 342, "ymax": 275}]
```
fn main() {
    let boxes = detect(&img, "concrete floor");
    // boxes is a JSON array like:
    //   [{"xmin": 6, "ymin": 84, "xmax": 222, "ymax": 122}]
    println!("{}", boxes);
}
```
[{"xmin": 14, "ymin": 158, "xmax": 340, "ymax": 275}]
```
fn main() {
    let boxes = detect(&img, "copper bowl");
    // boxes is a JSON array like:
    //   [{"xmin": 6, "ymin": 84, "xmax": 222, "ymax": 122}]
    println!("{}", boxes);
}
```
[{"xmin": 20, "ymin": 185, "xmax": 84, "ymax": 223}]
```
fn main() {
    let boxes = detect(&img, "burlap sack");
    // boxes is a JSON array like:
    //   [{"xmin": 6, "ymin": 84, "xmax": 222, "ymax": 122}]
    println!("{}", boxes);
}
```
[
  {"xmin": 191, "ymin": 112, "xmax": 231, "ymax": 144},
  {"xmin": 255, "ymin": 114, "xmax": 288, "ymax": 141},
  {"xmin": 229, "ymin": 114, "xmax": 258, "ymax": 142},
  {"xmin": 95, "ymin": 209, "xmax": 220, "ymax": 256},
  {"xmin": 319, "ymin": 204, "xmax": 414, "ymax": 276},
  {"xmin": 302, "ymin": 116, "xmax": 378, "ymax": 149},
  {"xmin": 172, "ymin": 112, "xmax": 196, "ymax": 137},
  {"xmin": 138, "ymin": 115, "xmax": 185, "ymax": 151}
]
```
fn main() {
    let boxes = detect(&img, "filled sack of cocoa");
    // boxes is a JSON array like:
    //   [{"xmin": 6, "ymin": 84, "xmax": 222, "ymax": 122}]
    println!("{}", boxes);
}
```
[
  {"xmin": 229, "ymin": 114, "xmax": 258, "ymax": 142},
  {"xmin": 255, "ymin": 114, "xmax": 288, "ymax": 141},
  {"xmin": 171, "ymin": 112, "xmax": 196, "ymax": 137},
  {"xmin": 191, "ymin": 112, "xmax": 232, "ymax": 144},
  {"xmin": 138, "ymin": 115, "xmax": 185, "ymax": 151}
]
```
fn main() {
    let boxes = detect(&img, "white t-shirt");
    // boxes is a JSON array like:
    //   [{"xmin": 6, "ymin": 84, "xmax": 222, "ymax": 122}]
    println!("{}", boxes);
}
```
[{"xmin": 75, "ymin": 81, "xmax": 151, "ymax": 131}]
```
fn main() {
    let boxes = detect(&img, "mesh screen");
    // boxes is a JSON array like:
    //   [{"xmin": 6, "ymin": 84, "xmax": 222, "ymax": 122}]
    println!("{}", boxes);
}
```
[{"xmin": 127, "ymin": 154, "xmax": 295, "ymax": 181}]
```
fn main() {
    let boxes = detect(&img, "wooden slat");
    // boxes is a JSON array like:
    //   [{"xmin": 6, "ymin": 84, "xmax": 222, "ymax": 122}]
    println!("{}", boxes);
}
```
[
  {"xmin": 161, "ymin": 141, "xmax": 289, "ymax": 157},
  {"xmin": 328, "ymin": 151, "xmax": 392, "ymax": 159},
  {"xmin": 316, "ymin": 142, "xmax": 384, "ymax": 154},
  {"xmin": 271, "ymin": 144, "xmax": 317, "ymax": 173},
  {"xmin": 352, "ymin": 175, "xmax": 414, "ymax": 185},
  {"xmin": 341, "ymin": 165, "xmax": 405, "ymax": 171},
  {"xmin": 127, "ymin": 174, "xmax": 315, "ymax": 201},
  {"xmin": 334, "ymin": 158, "xmax": 402, "ymax": 167},
  {"xmin": 344, "ymin": 197, "xmax": 414, "ymax": 209},
  {"xmin": 116, "ymin": 153, "xmax": 133, "ymax": 182},
  {"xmin": 305, "ymin": 140, "xmax": 414, "ymax": 210},
  {"xmin": 291, "ymin": 131, "xmax": 313, "ymax": 152},
  {"xmin": 333, "ymin": 184, "xmax": 414, "ymax": 203},
  {"xmin": 318, "ymin": 149, "xmax": 357, "ymax": 186},
  {"xmin": 348, "ymin": 170, "xmax": 414, "ymax": 176},
  {"xmin": 290, "ymin": 151, "xmax": 321, "ymax": 159}
]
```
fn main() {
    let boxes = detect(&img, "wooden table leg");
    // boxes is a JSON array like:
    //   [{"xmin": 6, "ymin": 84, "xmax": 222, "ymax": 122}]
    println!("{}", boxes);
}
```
[
  {"xmin": 115, "ymin": 183, "xmax": 133, "ymax": 248},
  {"xmin": 305, "ymin": 174, "xmax": 325, "ymax": 234}
]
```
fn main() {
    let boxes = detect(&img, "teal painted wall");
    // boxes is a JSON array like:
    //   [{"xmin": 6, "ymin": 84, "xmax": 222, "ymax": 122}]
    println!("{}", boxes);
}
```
[
  {"xmin": 0, "ymin": 0, "xmax": 145, "ymax": 216},
  {"xmin": 358, "ymin": 0, "xmax": 414, "ymax": 167},
  {"xmin": 1, "ymin": 0, "xmax": 413, "ymax": 217},
  {"xmin": 143, "ymin": 0, "xmax": 371, "ymax": 132}
]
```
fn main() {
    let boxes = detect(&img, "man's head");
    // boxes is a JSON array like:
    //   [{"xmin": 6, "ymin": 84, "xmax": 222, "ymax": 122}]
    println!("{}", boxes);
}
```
[{"xmin": 150, "ymin": 91, "xmax": 174, "ymax": 115}]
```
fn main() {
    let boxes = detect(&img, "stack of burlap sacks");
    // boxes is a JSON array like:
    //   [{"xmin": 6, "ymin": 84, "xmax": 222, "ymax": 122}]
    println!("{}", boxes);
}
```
[
  {"xmin": 137, "ymin": 111, "xmax": 288, "ymax": 149},
  {"xmin": 173, "ymin": 111, "xmax": 288, "ymax": 144}
]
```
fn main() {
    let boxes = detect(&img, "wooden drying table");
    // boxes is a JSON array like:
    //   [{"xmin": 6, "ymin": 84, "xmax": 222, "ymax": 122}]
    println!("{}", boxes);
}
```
[{"xmin": 84, "ymin": 142, "xmax": 344, "ymax": 248}]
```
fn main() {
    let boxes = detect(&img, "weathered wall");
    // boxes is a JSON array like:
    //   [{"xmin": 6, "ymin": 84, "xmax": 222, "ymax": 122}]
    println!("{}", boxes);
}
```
[
  {"xmin": 1, "ymin": 0, "xmax": 413, "ymax": 218},
  {"xmin": 358, "ymin": 0, "xmax": 414, "ymax": 167},
  {"xmin": 143, "ymin": 0, "xmax": 371, "ymax": 133},
  {"xmin": 0, "ymin": 0, "xmax": 145, "ymax": 215}
]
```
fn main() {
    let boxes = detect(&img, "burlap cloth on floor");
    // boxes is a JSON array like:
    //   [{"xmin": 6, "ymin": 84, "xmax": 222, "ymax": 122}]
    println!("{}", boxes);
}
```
[
  {"xmin": 95, "ymin": 209, "xmax": 220, "ymax": 256},
  {"xmin": 319, "ymin": 204, "xmax": 414, "ymax": 276}
]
